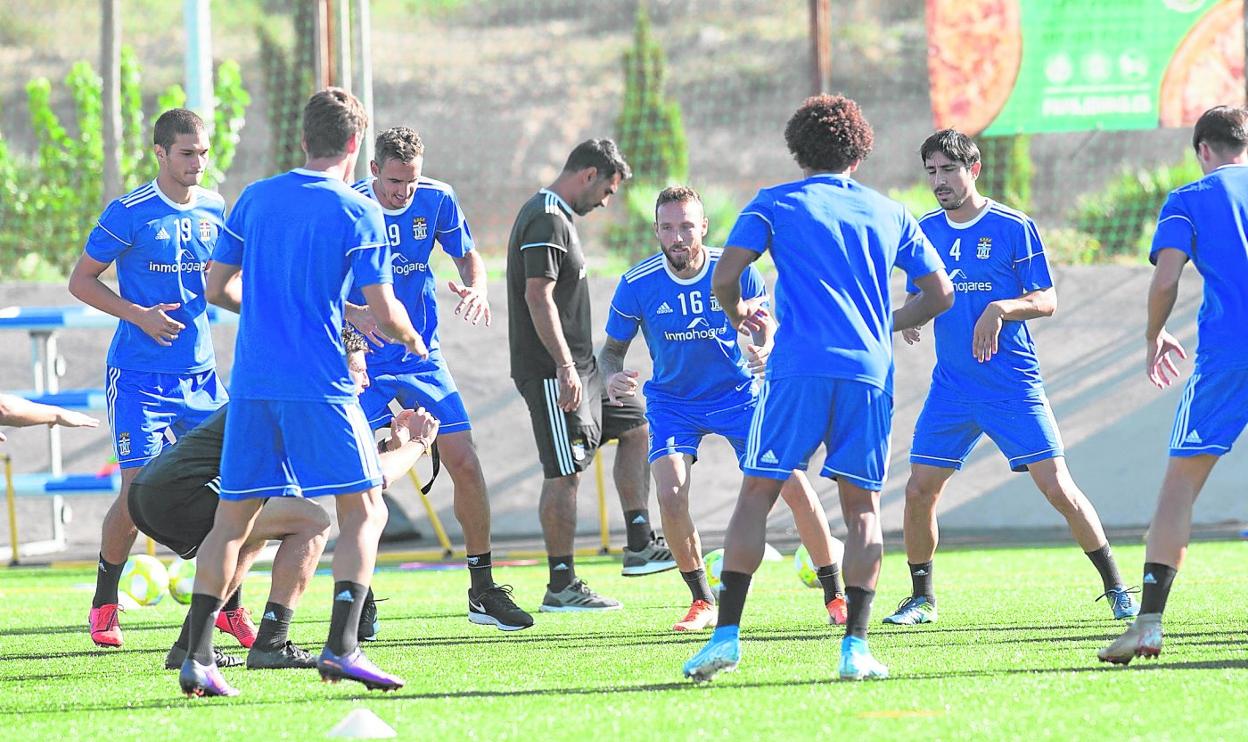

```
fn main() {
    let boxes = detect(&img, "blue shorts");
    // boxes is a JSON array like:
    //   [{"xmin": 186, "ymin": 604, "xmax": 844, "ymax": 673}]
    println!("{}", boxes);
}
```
[
  {"xmin": 218, "ymin": 398, "xmax": 383, "ymax": 500},
  {"xmin": 646, "ymin": 392, "xmax": 755, "ymax": 467},
  {"xmin": 1168, "ymin": 369, "xmax": 1248, "ymax": 457},
  {"xmin": 910, "ymin": 393, "xmax": 1063, "ymax": 472},
  {"xmin": 357, "ymin": 351, "xmax": 470, "ymax": 433},
  {"xmin": 105, "ymin": 367, "xmax": 227, "ymax": 469},
  {"xmin": 742, "ymin": 377, "xmax": 892, "ymax": 491}
]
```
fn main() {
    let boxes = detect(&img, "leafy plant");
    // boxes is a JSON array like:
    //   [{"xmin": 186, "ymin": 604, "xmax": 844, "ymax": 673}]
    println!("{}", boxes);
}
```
[
  {"xmin": 0, "ymin": 47, "xmax": 249, "ymax": 280},
  {"xmin": 1070, "ymin": 154, "xmax": 1202, "ymax": 259}
]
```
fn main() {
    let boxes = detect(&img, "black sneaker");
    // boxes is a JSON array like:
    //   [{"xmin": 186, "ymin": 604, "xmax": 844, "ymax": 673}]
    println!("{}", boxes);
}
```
[
  {"xmin": 358, "ymin": 594, "xmax": 386, "ymax": 642},
  {"xmin": 468, "ymin": 584, "xmax": 535, "ymax": 631},
  {"xmin": 246, "ymin": 640, "xmax": 317, "ymax": 669},
  {"xmin": 164, "ymin": 644, "xmax": 243, "ymax": 670}
]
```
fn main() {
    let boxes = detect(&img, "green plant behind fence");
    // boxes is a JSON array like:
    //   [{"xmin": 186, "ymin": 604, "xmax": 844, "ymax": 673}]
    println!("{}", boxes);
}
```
[{"xmin": 0, "ymin": 47, "xmax": 249, "ymax": 281}]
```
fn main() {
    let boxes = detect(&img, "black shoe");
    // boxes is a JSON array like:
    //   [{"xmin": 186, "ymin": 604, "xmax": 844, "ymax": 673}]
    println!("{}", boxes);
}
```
[
  {"xmin": 358, "ymin": 594, "xmax": 386, "ymax": 642},
  {"xmin": 468, "ymin": 584, "xmax": 535, "ymax": 631},
  {"xmin": 246, "ymin": 640, "xmax": 317, "ymax": 669},
  {"xmin": 164, "ymin": 644, "xmax": 243, "ymax": 670}
]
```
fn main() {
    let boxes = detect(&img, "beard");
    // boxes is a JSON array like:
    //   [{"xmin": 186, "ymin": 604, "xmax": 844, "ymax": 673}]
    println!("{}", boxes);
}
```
[{"xmin": 936, "ymin": 188, "xmax": 969, "ymax": 211}]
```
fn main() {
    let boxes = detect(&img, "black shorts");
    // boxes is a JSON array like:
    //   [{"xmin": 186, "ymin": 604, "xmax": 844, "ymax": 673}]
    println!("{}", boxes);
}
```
[
  {"xmin": 515, "ymin": 366, "xmax": 647, "ymax": 479},
  {"xmin": 128, "ymin": 481, "xmax": 218, "ymax": 559}
]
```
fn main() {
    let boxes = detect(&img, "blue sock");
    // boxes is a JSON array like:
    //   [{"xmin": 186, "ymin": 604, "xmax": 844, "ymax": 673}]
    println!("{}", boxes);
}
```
[{"xmin": 711, "ymin": 624, "xmax": 739, "ymax": 643}]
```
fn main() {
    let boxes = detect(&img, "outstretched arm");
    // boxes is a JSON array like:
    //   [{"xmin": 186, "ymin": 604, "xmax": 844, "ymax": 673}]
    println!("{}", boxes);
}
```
[
  {"xmin": 378, "ymin": 408, "xmax": 440, "ymax": 488},
  {"xmin": 0, "ymin": 394, "xmax": 99, "ymax": 443}
]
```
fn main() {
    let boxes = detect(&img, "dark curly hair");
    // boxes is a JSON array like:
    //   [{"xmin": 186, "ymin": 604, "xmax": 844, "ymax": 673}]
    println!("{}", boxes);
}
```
[
  {"xmin": 341, "ymin": 323, "xmax": 368, "ymax": 355},
  {"xmin": 784, "ymin": 95, "xmax": 874, "ymax": 173}
]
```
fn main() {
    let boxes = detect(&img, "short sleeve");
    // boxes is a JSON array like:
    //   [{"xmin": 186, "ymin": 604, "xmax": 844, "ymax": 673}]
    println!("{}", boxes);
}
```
[
  {"xmin": 349, "ymin": 207, "xmax": 392, "ymax": 290},
  {"xmin": 725, "ymin": 191, "xmax": 774, "ymax": 254},
  {"xmin": 605, "ymin": 277, "xmax": 642, "ymax": 342},
  {"xmin": 1013, "ymin": 217, "xmax": 1053, "ymax": 292},
  {"xmin": 519, "ymin": 212, "xmax": 569, "ymax": 281},
  {"xmin": 1150, "ymin": 191, "xmax": 1195, "ymax": 264},
  {"xmin": 741, "ymin": 264, "xmax": 767, "ymax": 302},
  {"xmin": 83, "ymin": 199, "xmax": 133, "ymax": 263},
  {"xmin": 435, "ymin": 190, "xmax": 474, "ymax": 258},
  {"xmin": 213, "ymin": 188, "xmax": 248, "ymax": 265},
  {"xmin": 894, "ymin": 209, "xmax": 945, "ymax": 282}
]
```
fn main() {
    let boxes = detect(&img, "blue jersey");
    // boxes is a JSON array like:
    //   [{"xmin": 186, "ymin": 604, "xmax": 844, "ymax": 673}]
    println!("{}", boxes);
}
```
[
  {"xmin": 725, "ymin": 173, "xmax": 944, "ymax": 394},
  {"xmin": 1151, "ymin": 164, "xmax": 1248, "ymax": 373},
  {"xmin": 83, "ymin": 181, "xmax": 225, "ymax": 374},
  {"xmin": 213, "ymin": 169, "xmax": 391, "ymax": 403},
  {"xmin": 605, "ymin": 248, "xmax": 765, "ymax": 406},
  {"xmin": 347, "ymin": 176, "xmax": 474, "ymax": 368},
  {"xmin": 913, "ymin": 201, "xmax": 1053, "ymax": 401}
]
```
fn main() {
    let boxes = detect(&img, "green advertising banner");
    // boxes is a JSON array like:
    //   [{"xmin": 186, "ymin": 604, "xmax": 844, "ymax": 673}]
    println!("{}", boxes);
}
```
[{"xmin": 926, "ymin": 0, "xmax": 1244, "ymax": 136}]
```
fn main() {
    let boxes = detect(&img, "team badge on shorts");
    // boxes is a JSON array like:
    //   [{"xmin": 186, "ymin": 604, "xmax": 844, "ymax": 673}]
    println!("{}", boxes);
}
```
[
  {"xmin": 977, "ymin": 236, "xmax": 992, "ymax": 259},
  {"xmin": 118, "ymin": 432, "xmax": 131, "ymax": 457},
  {"xmin": 412, "ymin": 217, "xmax": 428, "ymax": 240},
  {"xmin": 199, "ymin": 220, "xmax": 215, "ymax": 242},
  {"xmin": 571, "ymin": 439, "xmax": 587, "ymax": 462}
]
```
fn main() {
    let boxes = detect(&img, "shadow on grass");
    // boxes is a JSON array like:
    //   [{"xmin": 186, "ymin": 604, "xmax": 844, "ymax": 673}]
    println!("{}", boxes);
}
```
[{"xmin": 4, "ymin": 656, "xmax": 1246, "ymax": 716}]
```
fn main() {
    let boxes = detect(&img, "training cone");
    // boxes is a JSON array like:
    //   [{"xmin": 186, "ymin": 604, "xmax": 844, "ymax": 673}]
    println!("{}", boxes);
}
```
[
  {"xmin": 327, "ymin": 708, "xmax": 397, "ymax": 739},
  {"xmin": 762, "ymin": 543, "xmax": 784, "ymax": 562}
]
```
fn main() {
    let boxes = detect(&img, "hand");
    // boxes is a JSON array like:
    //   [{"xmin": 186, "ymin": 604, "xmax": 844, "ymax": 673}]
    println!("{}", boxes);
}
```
[
  {"xmin": 972, "ymin": 303, "xmax": 1004, "ymax": 362},
  {"xmin": 404, "ymin": 406, "xmax": 440, "ymax": 450},
  {"xmin": 402, "ymin": 332, "xmax": 430, "ymax": 362},
  {"xmin": 744, "ymin": 341, "xmax": 771, "ymax": 376},
  {"xmin": 1146, "ymin": 330, "xmax": 1187, "ymax": 389},
  {"xmin": 736, "ymin": 298, "xmax": 770, "ymax": 336},
  {"xmin": 902, "ymin": 326, "xmax": 922, "ymax": 345},
  {"xmin": 346, "ymin": 304, "xmax": 392, "ymax": 348},
  {"xmin": 53, "ymin": 410, "xmax": 99, "ymax": 430},
  {"xmin": 447, "ymin": 280, "xmax": 491, "ymax": 327},
  {"xmin": 135, "ymin": 303, "xmax": 185, "ymax": 346},
  {"xmin": 389, "ymin": 409, "xmax": 415, "ymax": 448},
  {"xmin": 606, "ymin": 369, "xmax": 640, "ymax": 406},
  {"xmin": 555, "ymin": 364, "xmax": 582, "ymax": 412}
]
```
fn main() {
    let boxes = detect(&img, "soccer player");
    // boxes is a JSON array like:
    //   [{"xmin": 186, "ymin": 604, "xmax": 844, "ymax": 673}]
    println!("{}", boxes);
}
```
[
  {"xmin": 68, "ymin": 108, "xmax": 231, "ymax": 650},
  {"xmin": 884, "ymin": 129, "xmax": 1139, "ymax": 626},
  {"xmin": 346, "ymin": 126, "xmax": 531, "ymax": 631},
  {"xmin": 600, "ymin": 185, "xmax": 848, "ymax": 631},
  {"xmin": 1099, "ymin": 106, "xmax": 1248, "ymax": 664},
  {"xmin": 506, "ymin": 139, "xmax": 674, "ymax": 612},
  {"xmin": 179, "ymin": 88, "xmax": 424, "ymax": 697},
  {"xmin": 0, "ymin": 394, "xmax": 98, "ymax": 441},
  {"xmin": 682, "ymin": 95, "xmax": 952, "ymax": 683},
  {"xmin": 132, "ymin": 326, "xmax": 439, "ymax": 671}
]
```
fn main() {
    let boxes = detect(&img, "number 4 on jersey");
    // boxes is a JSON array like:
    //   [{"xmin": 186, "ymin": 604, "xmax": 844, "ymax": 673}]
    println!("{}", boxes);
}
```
[{"xmin": 949, "ymin": 237, "xmax": 961, "ymax": 261}]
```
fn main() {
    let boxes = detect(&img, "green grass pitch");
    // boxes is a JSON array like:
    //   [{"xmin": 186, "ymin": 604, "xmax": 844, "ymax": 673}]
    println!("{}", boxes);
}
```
[{"xmin": 2, "ymin": 542, "xmax": 1245, "ymax": 739}]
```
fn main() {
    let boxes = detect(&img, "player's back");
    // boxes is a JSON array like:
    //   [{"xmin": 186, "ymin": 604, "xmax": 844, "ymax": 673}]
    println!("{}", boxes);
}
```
[
  {"xmin": 1154, "ymin": 164, "xmax": 1248, "ymax": 372},
  {"xmin": 226, "ymin": 169, "xmax": 389, "ymax": 402},
  {"xmin": 738, "ymin": 174, "xmax": 936, "ymax": 391}
]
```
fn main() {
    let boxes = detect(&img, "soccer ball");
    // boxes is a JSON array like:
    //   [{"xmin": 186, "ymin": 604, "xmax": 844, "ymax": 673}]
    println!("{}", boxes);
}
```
[
  {"xmin": 794, "ymin": 544, "xmax": 820, "ymax": 588},
  {"xmin": 120, "ymin": 554, "xmax": 169, "ymax": 607},
  {"xmin": 167, "ymin": 557, "xmax": 196, "ymax": 605},
  {"xmin": 703, "ymin": 548, "xmax": 726, "ymax": 595}
]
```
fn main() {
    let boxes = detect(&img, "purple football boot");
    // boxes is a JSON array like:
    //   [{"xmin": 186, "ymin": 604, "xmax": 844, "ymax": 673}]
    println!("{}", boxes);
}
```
[
  {"xmin": 179, "ymin": 658, "xmax": 240, "ymax": 697},
  {"xmin": 316, "ymin": 646, "xmax": 405, "ymax": 691}
]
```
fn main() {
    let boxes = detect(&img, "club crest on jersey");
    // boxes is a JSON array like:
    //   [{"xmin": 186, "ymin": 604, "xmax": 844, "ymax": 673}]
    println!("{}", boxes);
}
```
[
  {"xmin": 118, "ymin": 432, "xmax": 131, "ymax": 457},
  {"xmin": 977, "ymin": 237, "xmax": 992, "ymax": 259},
  {"xmin": 412, "ymin": 217, "xmax": 428, "ymax": 240},
  {"xmin": 199, "ymin": 220, "xmax": 214, "ymax": 242}
]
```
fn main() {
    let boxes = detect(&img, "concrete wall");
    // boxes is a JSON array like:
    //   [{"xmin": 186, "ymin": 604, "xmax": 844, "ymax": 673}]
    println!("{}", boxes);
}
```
[{"xmin": 2, "ymin": 263, "xmax": 1241, "ymax": 554}]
